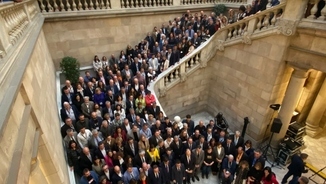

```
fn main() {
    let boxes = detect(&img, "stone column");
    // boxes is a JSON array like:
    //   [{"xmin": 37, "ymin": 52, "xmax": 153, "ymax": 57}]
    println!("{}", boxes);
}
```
[
  {"xmin": 305, "ymin": 78, "xmax": 326, "ymax": 137},
  {"xmin": 272, "ymin": 68, "xmax": 308, "ymax": 145}
]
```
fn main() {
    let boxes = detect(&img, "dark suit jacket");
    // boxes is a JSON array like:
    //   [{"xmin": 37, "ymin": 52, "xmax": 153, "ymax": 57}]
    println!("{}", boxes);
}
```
[
  {"xmin": 133, "ymin": 152, "xmax": 152, "ymax": 168},
  {"xmin": 287, "ymin": 154, "xmax": 305, "ymax": 176},
  {"xmin": 249, "ymin": 155, "xmax": 265, "ymax": 168},
  {"xmin": 222, "ymin": 159, "xmax": 237, "ymax": 175},
  {"xmin": 60, "ymin": 105, "xmax": 79, "ymax": 122},
  {"xmin": 223, "ymin": 142, "xmax": 236, "ymax": 156},
  {"xmin": 170, "ymin": 141, "xmax": 183, "ymax": 159},
  {"xmin": 111, "ymin": 172, "xmax": 123, "ymax": 184},
  {"xmin": 84, "ymin": 87, "xmax": 94, "ymax": 101},
  {"xmin": 130, "ymin": 62, "xmax": 142, "ymax": 75},
  {"xmin": 234, "ymin": 151, "xmax": 249, "ymax": 164},
  {"xmin": 61, "ymin": 93, "xmax": 75, "ymax": 108},
  {"xmin": 79, "ymin": 152, "xmax": 94, "ymax": 170},
  {"xmin": 124, "ymin": 142, "xmax": 139, "ymax": 158},
  {"xmin": 147, "ymin": 105, "xmax": 161, "ymax": 119},
  {"xmin": 61, "ymin": 124, "xmax": 76, "ymax": 138},
  {"xmin": 126, "ymin": 100, "xmax": 136, "ymax": 113},
  {"xmin": 160, "ymin": 162, "xmax": 172, "ymax": 183},
  {"xmin": 148, "ymin": 168, "xmax": 164, "ymax": 184},
  {"xmin": 89, "ymin": 117, "xmax": 103, "ymax": 130},
  {"xmin": 231, "ymin": 135, "xmax": 245, "ymax": 148},
  {"xmin": 181, "ymin": 154, "xmax": 196, "ymax": 171},
  {"xmin": 195, "ymin": 140, "xmax": 209, "ymax": 151},
  {"xmin": 102, "ymin": 106, "xmax": 115, "ymax": 119},
  {"xmin": 182, "ymin": 142, "xmax": 197, "ymax": 152},
  {"xmin": 171, "ymin": 164, "xmax": 186, "ymax": 184},
  {"xmin": 94, "ymin": 147, "xmax": 109, "ymax": 159}
]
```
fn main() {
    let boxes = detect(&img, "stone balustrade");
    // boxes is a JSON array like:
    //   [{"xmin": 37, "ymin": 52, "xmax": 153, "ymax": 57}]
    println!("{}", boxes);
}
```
[
  {"xmin": 121, "ymin": 0, "xmax": 173, "ymax": 8},
  {"xmin": 38, "ymin": 0, "xmax": 111, "ymax": 12},
  {"xmin": 306, "ymin": 0, "xmax": 326, "ymax": 21},
  {"xmin": 0, "ymin": 0, "xmax": 39, "ymax": 58}
]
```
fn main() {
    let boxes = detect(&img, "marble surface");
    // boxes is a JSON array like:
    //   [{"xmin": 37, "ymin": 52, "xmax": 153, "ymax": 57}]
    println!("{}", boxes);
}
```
[{"xmin": 188, "ymin": 112, "xmax": 326, "ymax": 184}]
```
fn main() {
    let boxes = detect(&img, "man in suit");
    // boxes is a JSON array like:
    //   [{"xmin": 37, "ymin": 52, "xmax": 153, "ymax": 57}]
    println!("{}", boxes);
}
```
[
  {"xmin": 161, "ymin": 157, "xmax": 172, "ymax": 184},
  {"xmin": 124, "ymin": 137, "xmax": 139, "ymax": 158},
  {"xmin": 60, "ymin": 102, "xmax": 79, "ymax": 123},
  {"xmin": 101, "ymin": 164, "xmax": 113, "ymax": 183},
  {"xmin": 232, "ymin": 131, "xmax": 244, "ymax": 149},
  {"xmin": 88, "ymin": 129, "xmax": 103, "ymax": 150},
  {"xmin": 147, "ymin": 102, "xmax": 161, "ymax": 119},
  {"xmin": 182, "ymin": 114, "xmax": 195, "ymax": 135},
  {"xmin": 217, "ymin": 130, "xmax": 227, "ymax": 144},
  {"xmin": 172, "ymin": 160, "xmax": 186, "ymax": 184},
  {"xmin": 134, "ymin": 149, "xmax": 152, "ymax": 168},
  {"xmin": 81, "ymin": 96, "xmax": 94, "ymax": 118},
  {"xmin": 191, "ymin": 33, "xmax": 201, "ymax": 48},
  {"xmin": 181, "ymin": 149, "xmax": 196, "ymax": 184},
  {"xmin": 170, "ymin": 136, "xmax": 183, "ymax": 160},
  {"xmin": 126, "ymin": 95, "xmax": 135, "ymax": 115},
  {"xmin": 63, "ymin": 128, "xmax": 78, "ymax": 148},
  {"xmin": 79, "ymin": 147, "xmax": 93, "ymax": 171},
  {"xmin": 61, "ymin": 86, "xmax": 75, "ymax": 108},
  {"xmin": 148, "ymin": 165, "xmax": 164, "ymax": 184},
  {"xmin": 102, "ymin": 101, "xmax": 115, "ymax": 120},
  {"xmin": 123, "ymin": 164, "xmax": 140, "ymax": 184},
  {"xmin": 221, "ymin": 155, "xmax": 237, "ymax": 184},
  {"xmin": 95, "ymin": 141, "xmax": 108, "ymax": 159},
  {"xmin": 76, "ymin": 114, "xmax": 90, "ymax": 133},
  {"xmin": 149, "ymin": 130, "xmax": 163, "ymax": 147},
  {"xmin": 223, "ymin": 137, "xmax": 236, "ymax": 156},
  {"xmin": 249, "ymin": 149, "xmax": 265, "ymax": 168},
  {"xmin": 130, "ymin": 58, "xmax": 142, "ymax": 75},
  {"xmin": 234, "ymin": 146, "xmax": 249, "ymax": 166},
  {"xmin": 121, "ymin": 65, "xmax": 134, "ymax": 81},
  {"xmin": 111, "ymin": 166, "xmax": 123, "ymax": 184},
  {"xmin": 127, "ymin": 124, "xmax": 140, "ymax": 142},
  {"xmin": 89, "ymin": 112, "xmax": 103, "ymax": 131},
  {"xmin": 100, "ymin": 120, "xmax": 113, "ymax": 138},
  {"xmin": 121, "ymin": 118, "xmax": 132, "ymax": 134},
  {"xmin": 192, "ymin": 145, "xmax": 204, "ymax": 181},
  {"xmin": 183, "ymin": 137, "xmax": 197, "ymax": 152},
  {"xmin": 104, "ymin": 135, "xmax": 115, "ymax": 151},
  {"xmin": 80, "ymin": 168, "xmax": 99, "ymax": 184},
  {"xmin": 281, "ymin": 153, "xmax": 308, "ymax": 184},
  {"xmin": 127, "ymin": 108, "xmax": 137, "ymax": 124},
  {"xmin": 196, "ymin": 136, "xmax": 209, "ymax": 151},
  {"xmin": 84, "ymin": 81, "xmax": 95, "ymax": 101},
  {"xmin": 61, "ymin": 117, "xmax": 76, "ymax": 138}
]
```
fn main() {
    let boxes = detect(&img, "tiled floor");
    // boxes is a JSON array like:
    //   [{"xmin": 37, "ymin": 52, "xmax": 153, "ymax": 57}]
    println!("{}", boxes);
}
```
[{"xmin": 189, "ymin": 112, "xmax": 326, "ymax": 184}]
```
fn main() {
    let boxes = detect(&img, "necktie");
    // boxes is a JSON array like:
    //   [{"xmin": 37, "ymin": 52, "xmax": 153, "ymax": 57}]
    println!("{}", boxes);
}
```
[
  {"xmin": 177, "ymin": 167, "xmax": 180, "ymax": 171},
  {"xmin": 166, "ymin": 164, "xmax": 169, "ymax": 173},
  {"xmin": 142, "ymin": 157, "xmax": 145, "ymax": 163},
  {"xmin": 131, "ymin": 144, "xmax": 135, "ymax": 155},
  {"xmin": 155, "ymin": 173, "xmax": 158, "ymax": 178},
  {"xmin": 130, "ymin": 173, "xmax": 134, "ymax": 178},
  {"xmin": 235, "ymin": 138, "xmax": 238, "ymax": 145},
  {"xmin": 87, "ymin": 154, "xmax": 92, "ymax": 161},
  {"xmin": 189, "ymin": 144, "xmax": 192, "ymax": 149},
  {"xmin": 187, "ymin": 156, "xmax": 190, "ymax": 163},
  {"xmin": 252, "ymin": 158, "xmax": 257, "ymax": 167}
]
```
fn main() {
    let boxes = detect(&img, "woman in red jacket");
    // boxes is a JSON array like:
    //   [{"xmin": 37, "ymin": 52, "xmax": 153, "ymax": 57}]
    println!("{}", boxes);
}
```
[{"xmin": 261, "ymin": 166, "xmax": 279, "ymax": 184}]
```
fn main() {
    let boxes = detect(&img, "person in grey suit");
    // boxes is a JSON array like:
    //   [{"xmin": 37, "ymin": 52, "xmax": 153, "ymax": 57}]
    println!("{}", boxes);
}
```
[
  {"xmin": 212, "ymin": 142, "xmax": 225, "ymax": 175},
  {"xmin": 100, "ymin": 120, "xmax": 113, "ymax": 138},
  {"xmin": 88, "ymin": 129, "xmax": 104, "ymax": 150},
  {"xmin": 63, "ymin": 128, "xmax": 78, "ymax": 148},
  {"xmin": 127, "ymin": 124, "xmax": 140, "ymax": 142},
  {"xmin": 81, "ymin": 96, "xmax": 94, "ymax": 118},
  {"xmin": 192, "ymin": 145, "xmax": 204, "ymax": 181},
  {"xmin": 123, "ymin": 164, "xmax": 140, "ymax": 184},
  {"xmin": 171, "ymin": 160, "xmax": 186, "ymax": 184}
]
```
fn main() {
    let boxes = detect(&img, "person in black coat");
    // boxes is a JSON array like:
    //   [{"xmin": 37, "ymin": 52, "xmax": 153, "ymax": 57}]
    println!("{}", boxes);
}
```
[
  {"xmin": 124, "ymin": 137, "xmax": 139, "ymax": 158},
  {"xmin": 231, "ymin": 131, "xmax": 245, "ymax": 149},
  {"xmin": 248, "ymin": 149, "xmax": 265, "ymax": 169},
  {"xmin": 133, "ymin": 150, "xmax": 152, "ymax": 168},
  {"xmin": 223, "ymin": 137, "xmax": 236, "ymax": 156},
  {"xmin": 181, "ymin": 149, "xmax": 196, "ymax": 184},
  {"xmin": 111, "ymin": 165, "xmax": 124, "ymax": 184},
  {"xmin": 170, "ymin": 136, "xmax": 183, "ymax": 160},
  {"xmin": 171, "ymin": 160, "xmax": 186, "ymax": 184},
  {"xmin": 160, "ymin": 157, "xmax": 172, "ymax": 184},
  {"xmin": 148, "ymin": 165, "xmax": 164, "ymax": 184},
  {"xmin": 79, "ymin": 147, "xmax": 94, "ymax": 171},
  {"xmin": 281, "ymin": 153, "xmax": 308, "ymax": 184}
]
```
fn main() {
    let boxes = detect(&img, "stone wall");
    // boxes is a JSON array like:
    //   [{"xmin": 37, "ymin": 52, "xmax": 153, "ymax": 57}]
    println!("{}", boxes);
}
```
[
  {"xmin": 205, "ymin": 35, "xmax": 291, "ymax": 143},
  {"xmin": 0, "ymin": 30, "xmax": 69, "ymax": 184},
  {"xmin": 43, "ymin": 11, "xmax": 201, "ymax": 69},
  {"xmin": 159, "ymin": 67, "xmax": 211, "ymax": 119}
]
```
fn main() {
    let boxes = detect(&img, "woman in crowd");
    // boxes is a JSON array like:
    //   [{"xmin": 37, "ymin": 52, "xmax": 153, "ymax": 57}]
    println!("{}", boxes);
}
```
[
  {"xmin": 138, "ymin": 134, "xmax": 150, "ymax": 151},
  {"xmin": 243, "ymin": 140, "xmax": 254, "ymax": 156},
  {"xmin": 76, "ymin": 83, "xmax": 85, "ymax": 97},
  {"xmin": 92, "ymin": 156, "xmax": 106, "ymax": 176},
  {"xmin": 147, "ymin": 144, "xmax": 160, "ymax": 166},
  {"xmin": 112, "ymin": 137, "xmax": 125, "ymax": 156},
  {"xmin": 113, "ymin": 126, "xmax": 127, "ymax": 142},
  {"xmin": 97, "ymin": 80, "xmax": 106, "ymax": 92},
  {"xmin": 237, "ymin": 5, "xmax": 247, "ymax": 21},
  {"xmin": 122, "ymin": 155, "xmax": 134, "ymax": 172},
  {"xmin": 186, "ymin": 40, "xmax": 195, "ymax": 55},
  {"xmin": 179, "ymin": 129, "xmax": 189, "ymax": 143},
  {"xmin": 227, "ymin": 9, "xmax": 237, "ymax": 24},
  {"xmin": 73, "ymin": 93, "xmax": 84, "ymax": 113},
  {"xmin": 113, "ymin": 152, "xmax": 125, "ymax": 172},
  {"xmin": 104, "ymin": 151, "xmax": 114, "ymax": 168},
  {"xmin": 261, "ymin": 166, "xmax": 279, "ymax": 184},
  {"xmin": 93, "ymin": 55, "xmax": 102, "ymax": 72},
  {"xmin": 245, "ymin": 4, "xmax": 254, "ymax": 17},
  {"xmin": 202, "ymin": 146, "xmax": 215, "ymax": 179},
  {"xmin": 94, "ymin": 103, "xmax": 102, "ymax": 118},
  {"xmin": 120, "ymin": 50, "xmax": 126, "ymax": 62},
  {"xmin": 135, "ymin": 94, "xmax": 146, "ymax": 109},
  {"xmin": 247, "ymin": 162, "xmax": 264, "ymax": 184},
  {"xmin": 67, "ymin": 140, "xmax": 81, "ymax": 176},
  {"xmin": 220, "ymin": 16, "xmax": 228, "ymax": 28},
  {"xmin": 93, "ymin": 87, "xmax": 106, "ymax": 107},
  {"xmin": 114, "ymin": 104, "xmax": 126, "ymax": 120},
  {"xmin": 126, "ymin": 45, "xmax": 134, "ymax": 58},
  {"xmin": 234, "ymin": 160, "xmax": 249, "ymax": 184},
  {"xmin": 101, "ymin": 56, "xmax": 109, "ymax": 69},
  {"xmin": 115, "ymin": 95, "xmax": 126, "ymax": 110}
]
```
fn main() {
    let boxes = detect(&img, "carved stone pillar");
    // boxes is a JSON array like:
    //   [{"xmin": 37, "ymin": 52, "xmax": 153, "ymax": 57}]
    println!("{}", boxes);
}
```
[
  {"xmin": 306, "ymin": 78, "xmax": 326, "ymax": 137},
  {"xmin": 272, "ymin": 67, "xmax": 308, "ymax": 145}
]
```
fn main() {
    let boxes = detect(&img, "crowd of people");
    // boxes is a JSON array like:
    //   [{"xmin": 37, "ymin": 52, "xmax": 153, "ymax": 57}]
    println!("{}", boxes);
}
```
[{"xmin": 59, "ymin": 1, "xmax": 310, "ymax": 184}]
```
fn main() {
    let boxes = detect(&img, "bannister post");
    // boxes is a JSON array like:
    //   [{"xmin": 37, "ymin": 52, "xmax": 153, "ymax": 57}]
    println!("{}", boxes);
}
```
[
  {"xmin": 174, "ymin": 0, "xmax": 181, "ymax": 5},
  {"xmin": 111, "ymin": 0, "xmax": 121, "ymax": 9},
  {"xmin": 246, "ymin": 17, "xmax": 257, "ymax": 34}
]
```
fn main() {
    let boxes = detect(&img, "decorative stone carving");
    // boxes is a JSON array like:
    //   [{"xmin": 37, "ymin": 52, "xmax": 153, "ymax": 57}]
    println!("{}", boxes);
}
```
[
  {"xmin": 242, "ymin": 32, "xmax": 252, "ymax": 45},
  {"xmin": 200, "ymin": 61, "xmax": 207, "ymax": 68},
  {"xmin": 276, "ymin": 19, "xmax": 298, "ymax": 36},
  {"xmin": 216, "ymin": 40, "xmax": 225, "ymax": 51},
  {"xmin": 159, "ymin": 87, "xmax": 166, "ymax": 97},
  {"xmin": 180, "ymin": 73, "xmax": 187, "ymax": 82}
]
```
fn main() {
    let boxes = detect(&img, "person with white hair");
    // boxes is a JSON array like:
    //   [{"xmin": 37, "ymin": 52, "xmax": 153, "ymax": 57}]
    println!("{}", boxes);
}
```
[
  {"xmin": 232, "ymin": 130, "xmax": 244, "ymax": 148},
  {"xmin": 174, "ymin": 116, "xmax": 183, "ymax": 130},
  {"xmin": 221, "ymin": 154, "xmax": 237, "ymax": 184}
]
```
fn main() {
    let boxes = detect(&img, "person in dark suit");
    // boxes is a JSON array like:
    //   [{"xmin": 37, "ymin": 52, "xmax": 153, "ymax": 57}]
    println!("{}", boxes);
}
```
[
  {"xmin": 249, "ymin": 149, "xmax": 265, "ymax": 169},
  {"xmin": 221, "ymin": 155, "xmax": 237, "ymax": 184},
  {"xmin": 223, "ymin": 137, "xmax": 236, "ymax": 156},
  {"xmin": 231, "ymin": 131, "xmax": 244, "ymax": 149},
  {"xmin": 161, "ymin": 157, "xmax": 172, "ymax": 184},
  {"xmin": 130, "ymin": 58, "xmax": 142, "ymax": 75},
  {"xmin": 281, "ymin": 153, "xmax": 308, "ymax": 184},
  {"xmin": 148, "ymin": 165, "xmax": 164, "ymax": 184},
  {"xmin": 61, "ymin": 117, "xmax": 76, "ymax": 138},
  {"xmin": 234, "ymin": 146, "xmax": 249, "ymax": 166},
  {"xmin": 102, "ymin": 101, "xmax": 115, "ymax": 120},
  {"xmin": 111, "ymin": 165, "xmax": 124, "ymax": 184},
  {"xmin": 183, "ymin": 137, "xmax": 197, "ymax": 152},
  {"xmin": 80, "ymin": 168, "xmax": 99, "ymax": 184},
  {"xmin": 84, "ymin": 82, "xmax": 95, "ymax": 101},
  {"xmin": 181, "ymin": 115, "xmax": 195, "ymax": 135},
  {"xmin": 126, "ymin": 95, "xmax": 136, "ymax": 115},
  {"xmin": 243, "ymin": 140, "xmax": 254, "ymax": 157},
  {"xmin": 149, "ymin": 130, "xmax": 163, "ymax": 147},
  {"xmin": 147, "ymin": 102, "xmax": 161, "ymax": 119},
  {"xmin": 196, "ymin": 136, "xmax": 209, "ymax": 151},
  {"xmin": 170, "ymin": 136, "xmax": 183, "ymax": 160},
  {"xmin": 133, "ymin": 149, "xmax": 152, "ymax": 168},
  {"xmin": 181, "ymin": 149, "xmax": 196, "ymax": 184},
  {"xmin": 217, "ymin": 130, "xmax": 227, "ymax": 144},
  {"xmin": 79, "ymin": 147, "xmax": 94, "ymax": 171},
  {"xmin": 124, "ymin": 137, "xmax": 139, "ymax": 158},
  {"xmin": 192, "ymin": 145, "xmax": 204, "ymax": 181},
  {"xmin": 60, "ymin": 102, "xmax": 79, "ymax": 123},
  {"xmin": 61, "ymin": 86, "xmax": 75, "ymax": 108},
  {"xmin": 94, "ymin": 142, "xmax": 109, "ymax": 159},
  {"xmin": 172, "ymin": 160, "xmax": 186, "ymax": 184}
]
